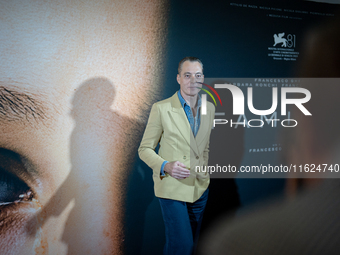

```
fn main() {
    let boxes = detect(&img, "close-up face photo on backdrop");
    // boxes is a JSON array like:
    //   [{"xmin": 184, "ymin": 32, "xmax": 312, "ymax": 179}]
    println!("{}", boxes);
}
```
[{"xmin": 0, "ymin": 1, "xmax": 168, "ymax": 254}]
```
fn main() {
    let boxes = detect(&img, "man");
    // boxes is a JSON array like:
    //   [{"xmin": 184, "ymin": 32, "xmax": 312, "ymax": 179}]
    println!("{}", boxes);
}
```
[{"xmin": 138, "ymin": 57, "xmax": 215, "ymax": 254}]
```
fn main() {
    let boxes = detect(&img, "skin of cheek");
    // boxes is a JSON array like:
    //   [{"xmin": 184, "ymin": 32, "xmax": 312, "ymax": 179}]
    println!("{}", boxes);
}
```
[
  {"xmin": 0, "ymin": 201, "xmax": 71, "ymax": 255},
  {"xmin": 0, "ymin": 206, "xmax": 31, "ymax": 255},
  {"xmin": 0, "ymin": 0, "xmax": 168, "ymax": 254},
  {"xmin": 0, "ymin": 203, "xmax": 43, "ymax": 255},
  {"xmin": 0, "ymin": 121, "xmax": 74, "ymax": 255}
]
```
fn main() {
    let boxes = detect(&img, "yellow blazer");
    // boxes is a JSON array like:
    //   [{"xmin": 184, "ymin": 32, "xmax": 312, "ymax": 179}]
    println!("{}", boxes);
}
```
[{"xmin": 138, "ymin": 92, "xmax": 215, "ymax": 202}]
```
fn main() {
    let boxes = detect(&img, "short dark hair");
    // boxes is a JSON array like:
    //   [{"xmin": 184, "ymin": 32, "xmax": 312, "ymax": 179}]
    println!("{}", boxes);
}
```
[{"xmin": 178, "ymin": 57, "xmax": 203, "ymax": 75}]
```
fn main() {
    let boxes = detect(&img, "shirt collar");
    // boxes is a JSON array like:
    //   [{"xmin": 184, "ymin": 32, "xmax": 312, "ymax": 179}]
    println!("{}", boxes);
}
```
[{"xmin": 177, "ymin": 90, "xmax": 201, "ymax": 108}]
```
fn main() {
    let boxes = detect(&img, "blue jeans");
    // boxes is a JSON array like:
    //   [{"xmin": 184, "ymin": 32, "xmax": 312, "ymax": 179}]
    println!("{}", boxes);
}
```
[{"xmin": 158, "ymin": 189, "xmax": 209, "ymax": 255}]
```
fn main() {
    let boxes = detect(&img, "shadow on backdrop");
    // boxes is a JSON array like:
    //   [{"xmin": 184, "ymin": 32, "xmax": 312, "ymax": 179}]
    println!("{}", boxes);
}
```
[{"xmin": 26, "ymin": 78, "xmax": 148, "ymax": 254}]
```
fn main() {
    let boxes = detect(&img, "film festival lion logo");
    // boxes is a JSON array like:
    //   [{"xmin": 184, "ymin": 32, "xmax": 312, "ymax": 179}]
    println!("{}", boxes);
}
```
[
  {"xmin": 273, "ymin": 32, "xmax": 296, "ymax": 48},
  {"xmin": 273, "ymin": 32, "xmax": 288, "ymax": 47}
]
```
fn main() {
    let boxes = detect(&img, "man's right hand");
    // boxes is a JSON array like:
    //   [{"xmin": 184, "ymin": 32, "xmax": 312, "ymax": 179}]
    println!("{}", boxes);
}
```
[{"xmin": 164, "ymin": 161, "xmax": 190, "ymax": 179}]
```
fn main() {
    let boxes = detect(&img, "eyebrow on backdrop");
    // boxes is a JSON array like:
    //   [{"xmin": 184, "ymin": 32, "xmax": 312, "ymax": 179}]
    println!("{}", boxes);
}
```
[{"xmin": 0, "ymin": 86, "xmax": 47, "ymax": 122}]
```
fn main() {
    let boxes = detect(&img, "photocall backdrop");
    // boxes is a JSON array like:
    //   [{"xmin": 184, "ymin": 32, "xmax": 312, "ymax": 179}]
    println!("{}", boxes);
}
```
[
  {"xmin": 126, "ymin": 1, "xmax": 338, "ymax": 254},
  {"xmin": 0, "ymin": 0, "xmax": 337, "ymax": 255}
]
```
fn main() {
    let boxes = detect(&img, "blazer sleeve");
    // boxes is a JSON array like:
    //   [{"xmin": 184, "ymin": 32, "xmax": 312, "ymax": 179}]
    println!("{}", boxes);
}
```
[{"xmin": 138, "ymin": 103, "xmax": 166, "ymax": 175}]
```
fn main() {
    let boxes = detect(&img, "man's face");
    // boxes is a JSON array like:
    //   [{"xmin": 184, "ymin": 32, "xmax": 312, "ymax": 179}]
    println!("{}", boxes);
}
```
[
  {"xmin": 0, "ymin": 1, "xmax": 166, "ymax": 254},
  {"xmin": 177, "ymin": 61, "xmax": 204, "ymax": 98}
]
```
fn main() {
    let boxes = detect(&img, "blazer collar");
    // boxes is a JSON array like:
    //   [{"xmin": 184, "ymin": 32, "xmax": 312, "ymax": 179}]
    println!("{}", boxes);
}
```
[{"xmin": 170, "ymin": 92, "xmax": 183, "ymax": 110}]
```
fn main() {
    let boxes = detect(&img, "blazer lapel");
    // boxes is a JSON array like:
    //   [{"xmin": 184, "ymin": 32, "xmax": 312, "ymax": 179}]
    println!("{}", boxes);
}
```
[
  {"xmin": 195, "ymin": 107, "xmax": 211, "ymax": 148},
  {"xmin": 168, "ymin": 93, "xmax": 199, "ymax": 155}
]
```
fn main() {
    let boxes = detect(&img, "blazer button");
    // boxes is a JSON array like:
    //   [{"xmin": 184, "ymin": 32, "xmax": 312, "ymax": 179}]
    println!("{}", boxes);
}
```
[
  {"xmin": 183, "ymin": 156, "xmax": 187, "ymax": 159},
  {"xmin": 196, "ymin": 156, "xmax": 199, "ymax": 159}
]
